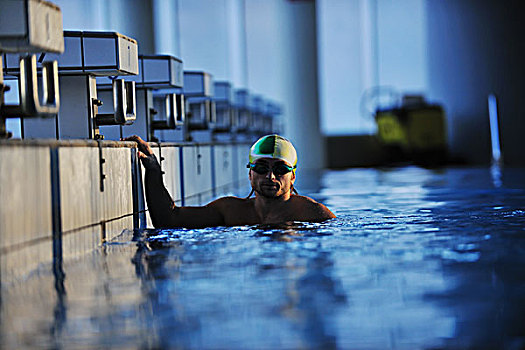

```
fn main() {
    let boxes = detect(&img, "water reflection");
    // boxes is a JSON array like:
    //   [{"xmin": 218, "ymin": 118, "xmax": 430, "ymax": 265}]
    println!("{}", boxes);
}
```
[
  {"xmin": 50, "ymin": 257, "xmax": 67, "ymax": 349},
  {"xmin": 132, "ymin": 238, "xmax": 199, "ymax": 349},
  {"xmin": 490, "ymin": 162, "xmax": 502, "ymax": 188},
  {"xmin": 255, "ymin": 223, "xmax": 346, "ymax": 348},
  {"xmin": 281, "ymin": 250, "xmax": 346, "ymax": 349},
  {"xmin": 130, "ymin": 222, "xmax": 348, "ymax": 348},
  {"xmin": 417, "ymin": 169, "xmax": 525, "ymax": 349}
]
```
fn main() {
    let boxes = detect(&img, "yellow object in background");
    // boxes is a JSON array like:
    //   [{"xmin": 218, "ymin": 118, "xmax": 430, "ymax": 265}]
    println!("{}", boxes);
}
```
[
  {"xmin": 375, "ymin": 102, "xmax": 447, "ymax": 154},
  {"xmin": 375, "ymin": 111, "xmax": 408, "ymax": 148},
  {"xmin": 406, "ymin": 107, "xmax": 447, "ymax": 151}
]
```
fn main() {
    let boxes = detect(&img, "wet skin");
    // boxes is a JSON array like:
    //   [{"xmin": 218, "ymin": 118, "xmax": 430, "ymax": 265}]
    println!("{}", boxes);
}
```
[
  {"xmin": 125, "ymin": 135, "xmax": 336, "ymax": 229},
  {"xmin": 249, "ymin": 158, "xmax": 296, "ymax": 199}
]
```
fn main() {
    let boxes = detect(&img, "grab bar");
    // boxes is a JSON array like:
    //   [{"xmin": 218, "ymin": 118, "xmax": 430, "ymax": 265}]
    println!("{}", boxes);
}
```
[
  {"xmin": 1, "ymin": 55, "xmax": 60, "ymax": 117},
  {"xmin": 151, "ymin": 93, "xmax": 185, "ymax": 130},
  {"xmin": 96, "ymin": 79, "xmax": 136, "ymax": 126}
]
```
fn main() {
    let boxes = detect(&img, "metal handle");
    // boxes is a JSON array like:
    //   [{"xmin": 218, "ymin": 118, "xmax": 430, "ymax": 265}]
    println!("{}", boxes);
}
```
[
  {"xmin": 175, "ymin": 94, "xmax": 185, "ymax": 126},
  {"xmin": 97, "ymin": 79, "xmax": 136, "ymax": 125},
  {"xmin": 151, "ymin": 93, "xmax": 185, "ymax": 130},
  {"xmin": 151, "ymin": 93, "xmax": 175, "ymax": 129},
  {"xmin": 208, "ymin": 100, "xmax": 216, "ymax": 126},
  {"xmin": 115, "ymin": 80, "xmax": 136, "ymax": 125},
  {"xmin": 187, "ymin": 99, "xmax": 217, "ymax": 131},
  {"xmin": 40, "ymin": 60, "xmax": 60, "ymax": 113},
  {"xmin": 165, "ymin": 93, "xmax": 176, "ymax": 128},
  {"xmin": 1, "ymin": 55, "xmax": 60, "ymax": 118},
  {"xmin": 0, "ymin": 55, "xmax": 5, "ymax": 107}
]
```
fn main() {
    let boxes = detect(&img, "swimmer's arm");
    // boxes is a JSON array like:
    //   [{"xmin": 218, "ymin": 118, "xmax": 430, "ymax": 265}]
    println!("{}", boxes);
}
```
[
  {"xmin": 126, "ymin": 135, "xmax": 226, "ymax": 229},
  {"xmin": 145, "ymin": 167, "xmax": 225, "ymax": 228}
]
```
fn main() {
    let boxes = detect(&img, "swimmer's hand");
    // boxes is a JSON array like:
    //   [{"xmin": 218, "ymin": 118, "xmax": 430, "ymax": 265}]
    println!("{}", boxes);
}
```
[{"xmin": 123, "ymin": 135, "xmax": 160, "ymax": 170}]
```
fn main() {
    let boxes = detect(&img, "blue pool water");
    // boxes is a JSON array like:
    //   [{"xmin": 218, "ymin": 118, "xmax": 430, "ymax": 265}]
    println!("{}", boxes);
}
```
[{"xmin": 2, "ymin": 166, "xmax": 525, "ymax": 349}]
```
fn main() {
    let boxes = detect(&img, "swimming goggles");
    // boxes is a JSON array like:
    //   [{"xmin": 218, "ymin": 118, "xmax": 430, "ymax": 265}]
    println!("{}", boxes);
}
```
[{"xmin": 247, "ymin": 162, "xmax": 294, "ymax": 176}]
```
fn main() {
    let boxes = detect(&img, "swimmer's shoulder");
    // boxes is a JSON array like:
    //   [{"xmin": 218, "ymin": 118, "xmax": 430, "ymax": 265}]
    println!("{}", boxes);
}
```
[
  {"xmin": 291, "ymin": 194, "xmax": 336, "ymax": 220},
  {"xmin": 207, "ymin": 196, "xmax": 257, "ymax": 225},
  {"xmin": 207, "ymin": 196, "xmax": 254, "ymax": 210}
]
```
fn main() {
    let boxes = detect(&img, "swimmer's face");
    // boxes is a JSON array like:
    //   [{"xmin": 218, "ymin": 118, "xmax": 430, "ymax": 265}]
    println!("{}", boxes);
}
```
[{"xmin": 249, "ymin": 158, "xmax": 296, "ymax": 199}]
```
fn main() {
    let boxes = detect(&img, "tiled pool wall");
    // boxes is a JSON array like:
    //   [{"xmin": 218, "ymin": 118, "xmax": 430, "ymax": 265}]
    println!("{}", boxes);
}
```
[{"xmin": 0, "ymin": 140, "xmax": 251, "ymax": 282}]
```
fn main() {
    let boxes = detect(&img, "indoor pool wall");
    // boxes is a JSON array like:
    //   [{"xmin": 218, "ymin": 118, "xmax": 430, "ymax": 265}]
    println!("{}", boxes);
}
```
[{"xmin": 0, "ymin": 139, "xmax": 251, "ymax": 282}]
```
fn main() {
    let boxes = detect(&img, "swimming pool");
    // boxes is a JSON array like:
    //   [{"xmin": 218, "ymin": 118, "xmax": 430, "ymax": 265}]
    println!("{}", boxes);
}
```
[{"xmin": 2, "ymin": 166, "xmax": 525, "ymax": 349}]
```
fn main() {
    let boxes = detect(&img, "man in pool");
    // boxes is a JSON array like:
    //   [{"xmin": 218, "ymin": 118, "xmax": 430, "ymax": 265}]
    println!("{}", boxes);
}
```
[{"xmin": 127, "ymin": 134, "xmax": 336, "ymax": 228}]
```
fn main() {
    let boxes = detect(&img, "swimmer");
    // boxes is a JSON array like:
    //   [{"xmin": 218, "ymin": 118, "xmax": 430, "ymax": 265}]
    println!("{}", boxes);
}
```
[{"xmin": 126, "ymin": 134, "xmax": 336, "ymax": 228}]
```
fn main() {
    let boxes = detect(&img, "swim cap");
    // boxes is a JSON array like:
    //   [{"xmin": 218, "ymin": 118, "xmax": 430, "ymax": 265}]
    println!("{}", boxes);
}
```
[{"xmin": 249, "ymin": 134, "xmax": 297, "ymax": 167}]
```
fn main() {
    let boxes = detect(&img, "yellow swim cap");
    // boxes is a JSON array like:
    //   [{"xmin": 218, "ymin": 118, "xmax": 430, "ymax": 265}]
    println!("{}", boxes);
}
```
[{"xmin": 249, "ymin": 134, "xmax": 297, "ymax": 167}]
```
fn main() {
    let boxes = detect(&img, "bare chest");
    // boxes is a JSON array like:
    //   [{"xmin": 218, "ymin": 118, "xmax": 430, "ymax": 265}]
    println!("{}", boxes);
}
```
[{"xmin": 223, "ymin": 202, "xmax": 299, "ymax": 226}]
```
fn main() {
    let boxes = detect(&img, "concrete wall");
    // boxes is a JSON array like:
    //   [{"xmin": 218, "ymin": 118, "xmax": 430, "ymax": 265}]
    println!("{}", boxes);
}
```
[
  {"xmin": 426, "ymin": 0, "xmax": 525, "ymax": 165},
  {"xmin": 0, "ymin": 140, "xmax": 251, "ymax": 282},
  {"xmin": 0, "ymin": 142, "xmax": 54, "ymax": 281}
]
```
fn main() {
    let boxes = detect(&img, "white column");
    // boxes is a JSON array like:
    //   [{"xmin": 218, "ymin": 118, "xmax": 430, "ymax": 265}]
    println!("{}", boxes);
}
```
[
  {"xmin": 283, "ymin": 1, "xmax": 325, "ymax": 170},
  {"xmin": 244, "ymin": 0, "xmax": 325, "ymax": 169},
  {"xmin": 360, "ymin": 0, "xmax": 379, "ymax": 93},
  {"xmin": 152, "ymin": 0, "xmax": 182, "ymax": 57},
  {"xmin": 226, "ymin": 0, "xmax": 248, "ymax": 88},
  {"xmin": 52, "ymin": 0, "xmax": 109, "ymax": 30},
  {"xmin": 179, "ymin": 0, "xmax": 247, "ymax": 83}
]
